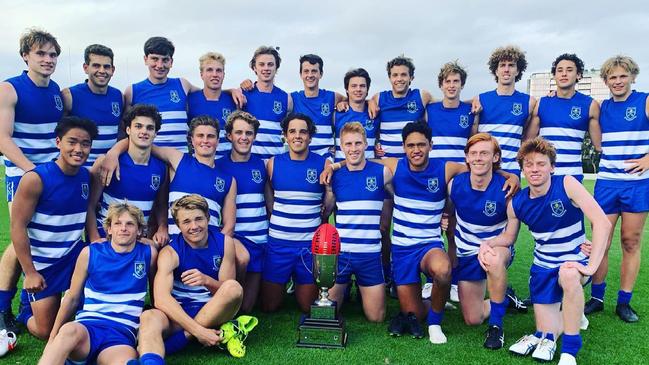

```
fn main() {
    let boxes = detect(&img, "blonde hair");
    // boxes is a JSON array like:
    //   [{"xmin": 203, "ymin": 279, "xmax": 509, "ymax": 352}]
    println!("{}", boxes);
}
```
[
  {"xmin": 170, "ymin": 194, "xmax": 210, "ymax": 224},
  {"xmin": 340, "ymin": 121, "xmax": 367, "ymax": 143},
  {"xmin": 199, "ymin": 52, "xmax": 226, "ymax": 72},
  {"xmin": 600, "ymin": 55, "xmax": 639, "ymax": 81},
  {"xmin": 438, "ymin": 60, "xmax": 467, "ymax": 87},
  {"xmin": 103, "ymin": 202, "xmax": 146, "ymax": 239}
]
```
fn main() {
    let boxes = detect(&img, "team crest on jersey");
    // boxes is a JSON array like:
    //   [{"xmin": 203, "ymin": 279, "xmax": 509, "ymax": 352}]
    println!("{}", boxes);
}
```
[
  {"xmin": 569, "ymin": 106, "xmax": 582, "ymax": 120},
  {"xmin": 133, "ymin": 261, "xmax": 146, "ymax": 279},
  {"xmin": 251, "ymin": 169, "xmax": 263, "ymax": 184},
  {"xmin": 365, "ymin": 119, "xmax": 375, "ymax": 131},
  {"xmin": 366, "ymin": 176, "xmax": 378, "ymax": 192},
  {"xmin": 81, "ymin": 183, "xmax": 89, "ymax": 199},
  {"xmin": 427, "ymin": 178, "xmax": 439, "ymax": 193},
  {"xmin": 215, "ymin": 177, "xmax": 225, "ymax": 192},
  {"xmin": 54, "ymin": 95, "xmax": 63, "ymax": 111},
  {"xmin": 459, "ymin": 114, "xmax": 470, "ymax": 128},
  {"xmin": 222, "ymin": 108, "xmax": 232, "ymax": 121},
  {"xmin": 407, "ymin": 100, "xmax": 418, "ymax": 114},
  {"xmin": 321, "ymin": 103, "xmax": 331, "ymax": 117},
  {"xmin": 150, "ymin": 174, "xmax": 161, "ymax": 191},
  {"xmin": 273, "ymin": 100, "xmax": 283, "ymax": 115},
  {"xmin": 111, "ymin": 102, "xmax": 121, "ymax": 117},
  {"xmin": 550, "ymin": 199, "xmax": 566, "ymax": 218},
  {"xmin": 624, "ymin": 107, "xmax": 637, "ymax": 121},
  {"xmin": 483, "ymin": 200, "xmax": 497, "ymax": 217},
  {"xmin": 306, "ymin": 168, "xmax": 318, "ymax": 184},
  {"xmin": 213, "ymin": 255, "xmax": 222, "ymax": 271},
  {"xmin": 170, "ymin": 90, "xmax": 181, "ymax": 103},
  {"xmin": 511, "ymin": 102, "xmax": 523, "ymax": 116}
]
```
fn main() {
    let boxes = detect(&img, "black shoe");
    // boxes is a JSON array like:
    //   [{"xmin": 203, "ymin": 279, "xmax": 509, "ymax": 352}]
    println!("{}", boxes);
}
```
[
  {"xmin": 616, "ymin": 303, "xmax": 639, "ymax": 323},
  {"xmin": 404, "ymin": 312, "xmax": 424, "ymax": 339},
  {"xmin": 522, "ymin": 297, "xmax": 532, "ymax": 307},
  {"xmin": 388, "ymin": 312, "xmax": 406, "ymax": 336},
  {"xmin": 506, "ymin": 286, "xmax": 528, "ymax": 313},
  {"xmin": 483, "ymin": 325, "xmax": 504, "ymax": 349},
  {"xmin": 584, "ymin": 298, "xmax": 604, "ymax": 315},
  {"xmin": 0, "ymin": 310, "xmax": 20, "ymax": 333}
]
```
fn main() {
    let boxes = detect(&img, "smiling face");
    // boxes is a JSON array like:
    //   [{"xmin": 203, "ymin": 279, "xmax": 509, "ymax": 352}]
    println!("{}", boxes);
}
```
[
  {"xmin": 605, "ymin": 65, "xmax": 634, "ymax": 99},
  {"xmin": 84, "ymin": 53, "xmax": 114, "ymax": 89},
  {"xmin": 466, "ymin": 140, "xmax": 499, "ymax": 177},
  {"xmin": 496, "ymin": 59, "xmax": 519, "ymax": 86},
  {"xmin": 191, "ymin": 125, "xmax": 218, "ymax": 158},
  {"xmin": 284, "ymin": 118, "xmax": 311, "ymax": 155},
  {"xmin": 389, "ymin": 65, "xmax": 413, "ymax": 94},
  {"xmin": 56, "ymin": 127, "xmax": 92, "ymax": 168},
  {"xmin": 23, "ymin": 42, "xmax": 58, "ymax": 78},
  {"xmin": 553, "ymin": 59, "xmax": 580, "ymax": 90},
  {"xmin": 403, "ymin": 131, "xmax": 431, "ymax": 170},
  {"xmin": 341, "ymin": 131, "xmax": 367, "ymax": 167},
  {"xmin": 200, "ymin": 59, "xmax": 225, "ymax": 91},
  {"xmin": 521, "ymin": 152, "xmax": 554, "ymax": 188},
  {"xmin": 107, "ymin": 211, "xmax": 140, "ymax": 247},
  {"xmin": 300, "ymin": 61, "xmax": 322, "ymax": 90},
  {"xmin": 228, "ymin": 118, "xmax": 256, "ymax": 156},
  {"xmin": 441, "ymin": 72, "xmax": 463, "ymax": 101},
  {"xmin": 347, "ymin": 76, "xmax": 368, "ymax": 104},
  {"xmin": 126, "ymin": 116, "xmax": 157, "ymax": 150},
  {"xmin": 176, "ymin": 208, "xmax": 209, "ymax": 246},
  {"xmin": 253, "ymin": 54, "xmax": 277, "ymax": 83},
  {"xmin": 144, "ymin": 53, "xmax": 173, "ymax": 81}
]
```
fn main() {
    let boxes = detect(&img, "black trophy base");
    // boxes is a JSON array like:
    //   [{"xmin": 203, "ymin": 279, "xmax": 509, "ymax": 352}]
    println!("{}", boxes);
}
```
[{"xmin": 296, "ymin": 303, "xmax": 347, "ymax": 348}]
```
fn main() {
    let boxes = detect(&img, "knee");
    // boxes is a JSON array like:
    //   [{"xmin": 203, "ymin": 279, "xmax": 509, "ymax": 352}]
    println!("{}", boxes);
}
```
[
  {"xmin": 56, "ymin": 322, "xmax": 85, "ymax": 342},
  {"xmin": 620, "ymin": 233, "xmax": 641, "ymax": 254},
  {"xmin": 559, "ymin": 267, "xmax": 582, "ymax": 292},
  {"xmin": 463, "ymin": 314, "xmax": 484, "ymax": 326},
  {"xmin": 430, "ymin": 263, "xmax": 452, "ymax": 283},
  {"xmin": 220, "ymin": 279, "xmax": 244, "ymax": 301},
  {"xmin": 366, "ymin": 308, "xmax": 385, "ymax": 323},
  {"xmin": 139, "ymin": 309, "xmax": 165, "ymax": 332}
]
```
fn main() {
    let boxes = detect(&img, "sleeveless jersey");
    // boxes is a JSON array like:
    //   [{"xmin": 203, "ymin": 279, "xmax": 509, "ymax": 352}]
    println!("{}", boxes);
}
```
[
  {"xmin": 450, "ymin": 172, "xmax": 507, "ymax": 257},
  {"xmin": 512, "ymin": 175, "xmax": 587, "ymax": 269},
  {"xmin": 478, "ymin": 90, "xmax": 530, "ymax": 175},
  {"xmin": 378, "ymin": 89, "xmax": 425, "ymax": 158},
  {"xmin": 538, "ymin": 92, "xmax": 593, "ymax": 178},
  {"xmin": 170, "ymin": 227, "xmax": 226, "ymax": 307},
  {"xmin": 427, "ymin": 101, "xmax": 474, "ymax": 163},
  {"xmin": 392, "ymin": 158, "xmax": 446, "ymax": 248},
  {"xmin": 333, "ymin": 106, "xmax": 377, "ymax": 162},
  {"xmin": 219, "ymin": 154, "xmax": 268, "ymax": 245},
  {"xmin": 168, "ymin": 154, "xmax": 233, "ymax": 236},
  {"xmin": 4, "ymin": 71, "xmax": 63, "ymax": 177},
  {"xmin": 597, "ymin": 91, "xmax": 649, "ymax": 183},
  {"xmin": 132, "ymin": 77, "xmax": 188, "ymax": 152},
  {"xmin": 68, "ymin": 82, "xmax": 122, "ymax": 167},
  {"xmin": 268, "ymin": 152, "xmax": 325, "ymax": 246},
  {"xmin": 332, "ymin": 161, "xmax": 385, "ymax": 253},
  {"xmin": 29, "ymin": 161, "xmax": 89, "ymax": 271},
  {"xmin": 291, "ymin": 89, "xmax": 335, "ymax": 156},
  {"xmin": 76, "ymin": 241, "xmax": 151, "ymax": 333},
  {"xmin": 243, "ymin": 84, "xmax": 288, "ymax": 160},
  {"xmin": 187, "ymin": 90, "xmax": 236, "ymax": 159}
]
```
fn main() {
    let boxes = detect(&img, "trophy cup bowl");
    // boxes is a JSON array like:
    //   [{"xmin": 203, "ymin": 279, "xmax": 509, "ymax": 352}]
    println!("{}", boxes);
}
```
[{"xmin": 296, "ymin": 223, "xmax": 348, "ymax": 348}]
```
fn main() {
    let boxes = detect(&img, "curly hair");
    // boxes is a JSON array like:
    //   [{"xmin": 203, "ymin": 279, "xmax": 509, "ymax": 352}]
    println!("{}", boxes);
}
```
[
  {"xmin": 438, "ymin": 60, "xmax": 467, "ymax": 87},
  {"xmin": 517, "ymin": 137, "xmax": 557, "ymax": 168},
  {"xmin": 488, "ymin": 45, "xmax": 527, "ymax": 82},
  {"xmin": 600, "ymin": 55, "xmax": 640, "ymax": 81}
]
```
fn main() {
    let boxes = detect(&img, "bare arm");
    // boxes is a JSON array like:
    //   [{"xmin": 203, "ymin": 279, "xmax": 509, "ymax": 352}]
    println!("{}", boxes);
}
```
[
  {"xmin": 420, "ymin": 89, "xmax": 435, "ymax": 106},
  {"xmin": 48, "ymin": 247, "xmax": 89, "ymax": 341},
  {"xmin": 123, "ymin": 85, "xmax": 133, "ymax": 113},
  {"xmin": 482, "ymin": 200, "xmax": 520, "ymax": 248},
  {"xmin": 383, "ymin": 166, "xmax": 394, "ymax": 197},
  {"xmin": 322, "ymin": 183, "xmax": 335, "ymax": 220},
  {"xmin": 220, "ymin": 178, "xmax": 237, "ymax": 236},
  {"xmin": 61, "ymin": 87, "xmax": 73, "ymax": 116},
  {"xmin": 180, "ymin": 78, "xmax": 200, "ymax": 94},
  {"xmin": 218, "ymin": 236, "xmax": 237, "ymax": 282},
  {"xmin": 521, "ymin": 96, "xmax": 538, "ymax": 141},
  {"xmin": 444, "ymin": 161, "xmax": 469, "ymax": 184},
  {"xmin": 470, "ymin": 113, "xmax": 480, "ymax": 137},
  {"xmin": 264, "ymin": 157, "xmax": 275, "ymax": 216},
  {"xmin": 152, "ymin": 169, "xmax": 170, "ymax": 247},
  {"xmin": 588, "ymin": 100, "xmax": 602, "ymax": 152},
  {"xmin": 524, "ymin": 96, "xmax": 541, "ymax": 141},
  {"xmin": 287, "ymin": 93, "xmax": 293, "ymax": 113},
  {"xmin": 85, "ymin": 161, "xmax": 105, "ymax": 243},
  {"xmin": 0, "ymin": 82, "xmax": 35, "ymax": 172}
]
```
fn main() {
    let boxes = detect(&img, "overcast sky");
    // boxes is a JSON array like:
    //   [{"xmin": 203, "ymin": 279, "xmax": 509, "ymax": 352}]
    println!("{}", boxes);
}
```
[{"xmin": 2, "ymin": 0, "xmax": 648, "ymax": 98}]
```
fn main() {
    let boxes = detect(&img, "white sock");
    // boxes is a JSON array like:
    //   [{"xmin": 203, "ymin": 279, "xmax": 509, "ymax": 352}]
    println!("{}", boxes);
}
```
[{"xmin": 428, "ymin": 325, "xmax": 447, "ymax": 344}]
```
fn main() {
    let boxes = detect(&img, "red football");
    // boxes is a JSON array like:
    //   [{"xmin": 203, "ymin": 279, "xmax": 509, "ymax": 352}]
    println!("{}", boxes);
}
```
[{"xmin": 311, "ymin": 223, "xmax": 340, "ymax": 255}]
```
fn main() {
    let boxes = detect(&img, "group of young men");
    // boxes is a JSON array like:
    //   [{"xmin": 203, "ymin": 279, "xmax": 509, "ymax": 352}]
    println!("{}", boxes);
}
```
[{"xmin": 0, "ymin": 27, "xmax": 646, "ymax": 365}]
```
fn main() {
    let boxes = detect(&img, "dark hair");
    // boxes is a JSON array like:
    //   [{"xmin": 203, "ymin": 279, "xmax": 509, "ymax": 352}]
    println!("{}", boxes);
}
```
[
  {"xmin": 225, "ymin": 110, "xmax": 260, "ymax": 135},
  {"xmin": 488, "ymin": 45, "xmax": 527, "ymax": 82},
  {"xmin": 387, "ymin": 55, "xmax": 415, "ymax": 77},
  {"xmin": 402, "ymin": 121, "xmax": 431, "ymax": 143},
  {"xmin": 55, "ymin": 116, "xmax": 98, "ymax": 140},
  {"xmin": 122, "ymin": 104, "xmax": 162, "ymax": 132},
  {"xmin": 19, "ymin": 28, "xmax": 61, "ymax": 57},
  {"xmin": 143, "ymin": 36, "xmax": 175, "ymax": 57},
  {"xmin": 551, "ymin": 53, "xmax": 585, "ymax": 77},
  {"xmin": 84, "ymin": 44, "xmax": 114, "ymax": 65},
  {"xmin": 281, "ymin": 113, "xmax": 316, "ymax": 137},
  {"xmin": 299, "ymin": 54, "xmax": 323, "ymax": 73},
  {"xmin": 343, "ymin": 68, "xmax": 371, "ymax": 91},
  {"xmin": 249, "ymin": 46, "xmax": 281, "ymax": 70}
]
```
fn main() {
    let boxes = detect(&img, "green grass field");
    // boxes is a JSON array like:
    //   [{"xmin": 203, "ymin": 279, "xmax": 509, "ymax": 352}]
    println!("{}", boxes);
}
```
[{"xmin": 1, "ymin": 177, "xmax": 647, "ymax": 364}]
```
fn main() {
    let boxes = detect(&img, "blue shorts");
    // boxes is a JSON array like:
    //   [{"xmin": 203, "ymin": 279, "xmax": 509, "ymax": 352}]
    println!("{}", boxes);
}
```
[
  {"xmin": 455, "ymin": 248, "xmax": 513, "ymax": 282},
  {"xmin": 26, "ymin": 243, "xmax": 84, "ymax": 302},
  {"xmin": 236, "ymin": 234, "xmax": 264, "ymax": 273},
  {"xmin": 78, "ymin": 321, "xmax": 136, "ymax": 364},
  {"xmin": 336, "ymin": 252, "xmax": 385, "ymax": 287},
  {"xmin": 5, "ymin": 175, "xmax": 21, "ymax": 203},
  {"xmin": 182, "ymin": 302, "xmax": 207, "ymax": 318},
  {"xmin": 392, "ymin": 242, "xmax": 445, "ymax": 286},
  {"xmin": 262, "ymin": 243, "xmax": 313, "ymax": 285},
  {"xmin": 594, "ymin": 179, "xmax": 649, "ymax": 214},
  {"xmin": 529, "ymin": 263, "xmax": 591, "ymax": 304}
]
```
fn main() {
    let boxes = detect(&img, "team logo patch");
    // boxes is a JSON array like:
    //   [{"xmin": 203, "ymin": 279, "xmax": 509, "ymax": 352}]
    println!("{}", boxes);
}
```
[
  {"xmin": 427, "ymin": 178, "xmax": 439, "ymax": 193},
  {"xmin": 111, "ymin": 102, "xmax": 121, "ymax": 117},
  {"xmin": 321, "ymin": 103, "xmax": 331, "ymax": 117},
  {"xmin": 550, "ymin": 199, "xmax": 566, "ymax": 218},
  {"xmin": 150, "ymin": 174, "xmax": 161, "ymax": 191},
  {"xmin": 569, "ymin": 106, "xmax": 582, "ymax": 120},
  {"xmin": 222, "ymin": 108, "xmax": 232, "ymax": 122},
  {"xmin": 54, "ymin": 95, "xmax": 63, "ymax": 111},
  {"xmin": 306, "ymin": 168, "xmax": 318, "ymax": 184},
  {"xmin": 213, "ymin": 255, "xmax": 222, "ymax": 271},
  {"xmin": 624, "ymin": 107, "xmax": 637, "ymax": 121},
  {"xmin": 215, "ymin": 177, "xmax": 225, "ymax": 192},
  {"xmin": 483, "ymin": 200, "xmax": 497, "ymax": 217},
  {"xmin": 511, "ymin": 102, "xmax": 523, "ymax": 116},
  {"xmin": 366, "ymin": 176, "xmax": 378, "ymax": 192},
  {"xmin": 273, "ymin": 100, "xmax": 283, "ymax": 115},
  {"xmin": 133, "ymin": 261, "xmax": 146, "ymax": 279},
  {"xmin": 365, "ymin": 119, "xmax": 375, "ymax": 131},
  {"xmin": 459, "ymin": 114, "xmax": 470, "ymax": 128},
  {"xmin": 81, "ymin": 183, "xmax": 89, "ymax": 199},
  {"xmin": 251, "ymin": 169, "xmax": 263, "ymax": 184},
  {"xmin": 407, "ymin": 100, "xmax": 418, "ymax": 114},
  {"xmin": 170, "ymin": 90, "xmax": 181, "ymax": 103}
]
